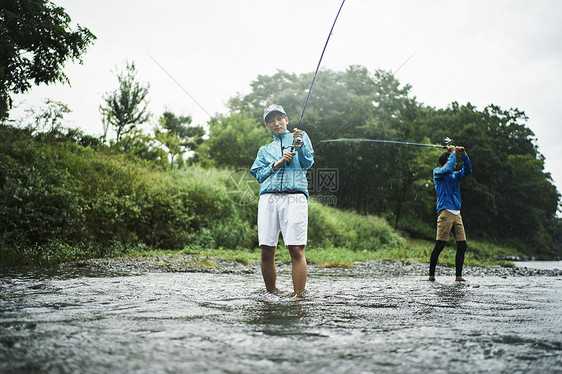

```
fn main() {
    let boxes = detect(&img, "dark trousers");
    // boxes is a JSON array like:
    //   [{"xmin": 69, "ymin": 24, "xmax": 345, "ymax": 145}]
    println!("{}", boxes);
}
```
[{"xmin": 429, "ymin": 240, "xmax": 467, "ymax": 277}]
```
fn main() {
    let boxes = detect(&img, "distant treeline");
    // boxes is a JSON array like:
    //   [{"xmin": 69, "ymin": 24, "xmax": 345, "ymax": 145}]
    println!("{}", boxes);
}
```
[
  {"xmin": 1, "ymin": 67, "xmax": 560, "ymax": 264},
  {"xmin": 207, "ymin": 67, "xmax": 561, "ymax": 258}
]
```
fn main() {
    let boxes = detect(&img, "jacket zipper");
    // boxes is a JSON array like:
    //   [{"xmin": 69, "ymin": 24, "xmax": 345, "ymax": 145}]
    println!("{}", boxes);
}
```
[{"xmin": 279, "ymin": 135, "xmax": 285, "ymax": 191}]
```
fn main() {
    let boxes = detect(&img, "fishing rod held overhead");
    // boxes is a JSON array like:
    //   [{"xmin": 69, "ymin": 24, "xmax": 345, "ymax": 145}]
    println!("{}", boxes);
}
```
[
  {"xmin": 319, "ymin": 138, "xmax": 453, "ymax": 149},
  {"xmin": 296, "ymin": 0, "xmax": 346, "ymax": 131},
  {"xmin": 286, "ymin": 0, "xmax": 345, "ymax": 166}
]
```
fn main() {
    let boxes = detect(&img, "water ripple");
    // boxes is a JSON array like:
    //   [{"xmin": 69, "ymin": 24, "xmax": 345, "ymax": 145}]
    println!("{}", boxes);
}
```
[{"xmin": 1, "ymin": 266, "xmax": 561, "ymax": 373}]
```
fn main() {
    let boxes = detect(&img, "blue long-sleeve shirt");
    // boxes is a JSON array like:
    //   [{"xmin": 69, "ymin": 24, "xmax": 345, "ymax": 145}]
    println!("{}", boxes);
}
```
[
  {"xmin": 433, "ymin": 153, "xmax": 472, "ymax": 213},
  {"xmin": 250, "ymin": 130, "xmax": 314, "ymax": 197}
]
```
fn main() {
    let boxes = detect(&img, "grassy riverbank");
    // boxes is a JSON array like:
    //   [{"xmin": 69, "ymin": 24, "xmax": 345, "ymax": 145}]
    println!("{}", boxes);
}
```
[
  {"xmin": 120, "ymin": 238, "xmax": 520, "ymax": 269},
  {"xmin": 0, "ymin": 125, "xmax": 530, "ymax": 267},
  {"xmin": 1, "ymin": 236, "xmax": 522, "ymax": 269}
]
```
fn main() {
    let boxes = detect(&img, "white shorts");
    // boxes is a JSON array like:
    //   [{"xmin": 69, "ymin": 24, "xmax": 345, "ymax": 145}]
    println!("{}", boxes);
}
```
[{"xmin": 258, "ymin": 193, "xmax": 308, "ymax": 247}]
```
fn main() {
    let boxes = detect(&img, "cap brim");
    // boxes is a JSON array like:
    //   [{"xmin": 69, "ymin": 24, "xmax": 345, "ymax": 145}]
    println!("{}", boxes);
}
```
[{"xmin": 264, "ymin": 111, "xmax": 285, "ymax": 122}]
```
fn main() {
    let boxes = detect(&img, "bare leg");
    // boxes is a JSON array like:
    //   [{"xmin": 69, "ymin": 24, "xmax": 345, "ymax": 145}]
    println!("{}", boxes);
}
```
[
  {"xmin": 288, "ymin": 245, "xmax": 307, "ymax": 294},
  {"xmin": 260, "ymin": 245, "xmax": 277, "ymax": 292}
]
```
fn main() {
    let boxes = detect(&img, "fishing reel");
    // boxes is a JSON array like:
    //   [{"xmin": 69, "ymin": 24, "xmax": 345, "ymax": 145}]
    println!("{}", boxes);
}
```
[
  {"xmin": 292, "ymin": 136, "xmax": 303, "ymax": 151},
  {"xmin": 442, "ymin": 137, "xmax": 464, "ymax": 152},
  {"xmin": 284, "ymin": 136, "xmax": 303, "ymax": 166}
]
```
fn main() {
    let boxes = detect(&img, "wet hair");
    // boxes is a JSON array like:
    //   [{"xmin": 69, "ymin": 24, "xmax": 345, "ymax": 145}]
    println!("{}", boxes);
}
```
[{"xmin": 438, "ymin": 152, "xmax": 451, "ymax": 166}]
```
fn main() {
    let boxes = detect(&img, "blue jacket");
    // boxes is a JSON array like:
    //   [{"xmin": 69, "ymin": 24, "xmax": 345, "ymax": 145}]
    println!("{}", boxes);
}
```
[
  {"xmin": 250, "ymin": 130, "xmax": 314, "ymax": 197},
  {"xmin": 433, "ymin": 153, "xmax": 472, "ymax": 213}
]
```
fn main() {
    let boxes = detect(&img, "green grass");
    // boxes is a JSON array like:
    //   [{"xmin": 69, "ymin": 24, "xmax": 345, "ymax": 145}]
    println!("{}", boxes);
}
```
[
  {"xmin": 0, "ymin": 125, "xmax": 526, "ymax": 268},
  {"xmin": 117, "ymin": 237, "xmax": 522, "ymax": 269},
  {"xmin": 376, "ymin": 238, "xmax": 522, "ymax": 268}
]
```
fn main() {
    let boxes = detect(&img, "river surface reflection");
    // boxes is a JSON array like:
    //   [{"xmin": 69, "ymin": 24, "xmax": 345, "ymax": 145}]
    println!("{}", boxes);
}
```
[
  {"xmin": 514, "ymin": 261, "xmax": 562, "ymax": 270},
  {"xmin": 1, "ymin": 264, "xmax": 561, "ymax": 373}
]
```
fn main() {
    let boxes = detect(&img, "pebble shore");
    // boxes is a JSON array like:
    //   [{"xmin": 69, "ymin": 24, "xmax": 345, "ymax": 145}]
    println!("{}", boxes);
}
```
[{"xmin": 63, "ymin": 255, "xmax": 562, "ymax": 277}]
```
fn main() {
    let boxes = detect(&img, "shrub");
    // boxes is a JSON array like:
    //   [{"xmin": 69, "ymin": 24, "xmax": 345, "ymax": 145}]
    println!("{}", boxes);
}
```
[
  {"xmin": 0, "ymin": 128, "xmax": 85, "ymax": 247},
  {"xmin": 308, "ymin": 202, "xmax": 405, "ymax": 251}
]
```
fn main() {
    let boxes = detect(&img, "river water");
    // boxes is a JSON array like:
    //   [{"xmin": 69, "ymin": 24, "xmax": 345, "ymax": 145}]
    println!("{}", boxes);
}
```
[
  {"xmin": 514, "ymin": 261, "xmax": 562, "ymax": 271},
  {"xmin": 1, "ymin": 263, "xmax": 561, "ymax": 374}
]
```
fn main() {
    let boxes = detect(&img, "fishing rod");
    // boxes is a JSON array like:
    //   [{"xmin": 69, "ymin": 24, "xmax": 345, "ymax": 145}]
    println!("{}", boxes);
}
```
[
  {"xmin": 320, "ymin": 137, "xmax": 454, "ymax": 149},
  {"xmin": 291, "ymin": 0, "xmax": 346, "ymax": 154}
]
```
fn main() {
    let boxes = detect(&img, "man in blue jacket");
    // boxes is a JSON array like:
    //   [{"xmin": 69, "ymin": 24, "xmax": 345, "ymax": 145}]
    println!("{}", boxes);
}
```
[
  {"xmin": 429, "ymin": 144, "xmax": 472, "ymax": 282},
  {"xmin": 250, "ymin": 104, "xmax": 314, "ymax": 298}
]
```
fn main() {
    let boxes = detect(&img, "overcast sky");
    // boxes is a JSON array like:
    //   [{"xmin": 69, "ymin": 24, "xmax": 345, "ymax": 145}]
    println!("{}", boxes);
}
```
[{"xmin": 11, "ymin": 0, "xmax": 562, "ymax": 207}]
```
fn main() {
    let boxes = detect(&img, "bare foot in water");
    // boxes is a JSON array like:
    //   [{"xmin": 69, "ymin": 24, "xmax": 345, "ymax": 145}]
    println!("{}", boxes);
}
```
[{"xmin": 293, "ymin": 290, "xmax": 306, "ymax": 301}]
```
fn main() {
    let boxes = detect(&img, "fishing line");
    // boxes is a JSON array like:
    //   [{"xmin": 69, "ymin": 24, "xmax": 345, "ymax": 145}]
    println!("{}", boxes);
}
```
[
  {"xmin": 296, "ymin": 0, "xmax": 346, "ymax": 130},
  {"xmin": 146, "ymin": 52, "xmax": 212, "ymax": 118}
]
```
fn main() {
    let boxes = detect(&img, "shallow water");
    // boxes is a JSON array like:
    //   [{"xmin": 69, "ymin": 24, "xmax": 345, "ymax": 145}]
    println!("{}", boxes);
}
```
[
  {"xmin": 1, "ymin": 265, "xmax": 561, "ymax": 374},
  {"xmin": 515, "ymin": 261, "xmax": 562, "ymax": 271}
]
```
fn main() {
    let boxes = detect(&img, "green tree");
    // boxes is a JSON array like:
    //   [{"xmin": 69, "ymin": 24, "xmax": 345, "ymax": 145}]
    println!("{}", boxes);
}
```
[
  {"xmin": 116, "ymin": 130, "xmax": 166, "ymax": 164},
  {"xmin": 415, "ymin": 102, "xmax": 560, "ymax": 253},
  {"xmin": 201, "ymin": 112, "xmax": 269, "ymax": 168},
  {"xmin": 227, "ymin": 66, "xmax": 427, "ymax": 219},
  {"xmin": 100, "ymin": 61, "xmax": 150, "ymax": 143},
  {"xmin": 155, "ymin": 111, "xmax": 205, "ymax": 167},
  {"xmin": 17, "ymin": 98, "xmax": 102, "ymax": 147},
  {"xmin": 222, "ymin": 65, "xmax": 560, "ymax": 253},
  {"xmin": 23, "ymin": 98, "xmax": 71, "ymax": 134},
  {"xmin": 0, "ymin": 0, "xmax": 95, "ymax": 119}
]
